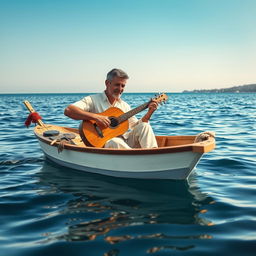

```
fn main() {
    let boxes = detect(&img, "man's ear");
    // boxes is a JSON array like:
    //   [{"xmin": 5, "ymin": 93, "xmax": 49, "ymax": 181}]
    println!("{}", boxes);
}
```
[{"xmin": 105, "ymin": 80, "xmax": 110, "ymax": 87}]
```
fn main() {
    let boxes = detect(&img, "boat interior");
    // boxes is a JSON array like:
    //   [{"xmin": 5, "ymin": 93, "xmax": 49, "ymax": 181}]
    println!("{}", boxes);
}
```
[{"xmin": 34, "ymin": 124, "xmax": 207, "ymax": 149}]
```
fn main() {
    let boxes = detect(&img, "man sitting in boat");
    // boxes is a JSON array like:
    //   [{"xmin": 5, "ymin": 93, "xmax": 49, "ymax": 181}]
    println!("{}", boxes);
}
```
[{"xmin": 64, "ymin": 68, "xmax": 158, "ymax": 149}]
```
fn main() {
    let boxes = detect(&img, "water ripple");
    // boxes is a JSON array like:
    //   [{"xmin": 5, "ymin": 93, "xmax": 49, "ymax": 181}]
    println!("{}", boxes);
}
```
[{"xmin": 0, "ymin": 157, "xmax": 44, "ymax": 166}]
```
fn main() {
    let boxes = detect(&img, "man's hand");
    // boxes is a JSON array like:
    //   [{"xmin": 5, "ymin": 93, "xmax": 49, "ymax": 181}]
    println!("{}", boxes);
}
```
[
  {"xmin": 148, "ymin": 100, "xmax": 158, "ymax": 113},
  {"xmin": 141, "ymin": 100, "xmax": 158, "ymax": 123},
  {"xmin": 93, "ymin": 114, "xmax": 111, "ymax": 128}
]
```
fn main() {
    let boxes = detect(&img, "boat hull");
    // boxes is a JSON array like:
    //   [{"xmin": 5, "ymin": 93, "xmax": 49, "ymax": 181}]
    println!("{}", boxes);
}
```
[{"xmin": 39, "ymin": 140, "xmax": 202, "ymax": 179}]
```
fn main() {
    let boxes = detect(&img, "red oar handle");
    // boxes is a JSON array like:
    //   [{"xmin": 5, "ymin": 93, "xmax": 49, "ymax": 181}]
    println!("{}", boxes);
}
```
[{"xmin": 23, "ymin": 100, "xmax": 45, "ymax": 127}]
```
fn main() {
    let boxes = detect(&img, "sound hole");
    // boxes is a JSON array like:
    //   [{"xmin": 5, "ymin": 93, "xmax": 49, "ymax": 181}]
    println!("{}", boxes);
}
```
[{"xmin": 109, "ymin": 117, "xmax": 119, "ymax": 128}]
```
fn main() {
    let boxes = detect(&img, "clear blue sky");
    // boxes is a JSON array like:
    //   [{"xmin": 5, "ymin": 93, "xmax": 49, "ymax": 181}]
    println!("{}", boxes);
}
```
[{"xmin": 0, "ymin": 0, "xmax": 255, "ymax": 93}]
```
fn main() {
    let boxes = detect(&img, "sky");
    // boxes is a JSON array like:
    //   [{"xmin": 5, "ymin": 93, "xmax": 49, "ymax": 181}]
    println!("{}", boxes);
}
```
[{"xmin": 0, "ymin": 0, "xmax": 256, "ymax": 93}]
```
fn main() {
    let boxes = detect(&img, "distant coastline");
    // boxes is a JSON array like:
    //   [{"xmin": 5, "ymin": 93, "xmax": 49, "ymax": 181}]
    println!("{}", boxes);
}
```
[
  {"xmin": 1, "ymin": 84, "xmax": 256, "ymax": 94},
  {"xmin": 183, "ymin": 83, "xmax": 256, "ymax": 93}
]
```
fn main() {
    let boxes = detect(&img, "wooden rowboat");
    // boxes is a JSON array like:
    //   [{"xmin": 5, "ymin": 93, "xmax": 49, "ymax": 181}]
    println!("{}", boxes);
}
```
[{"xmin": 24, "ymin": 101, "xmax": 215, "ymax": 180}]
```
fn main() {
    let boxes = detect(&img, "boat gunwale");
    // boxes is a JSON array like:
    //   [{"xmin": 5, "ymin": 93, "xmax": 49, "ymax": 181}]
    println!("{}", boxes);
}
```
[{"xmin": 35, "ymin": 133, "xmax": 215, "ymax": 155}]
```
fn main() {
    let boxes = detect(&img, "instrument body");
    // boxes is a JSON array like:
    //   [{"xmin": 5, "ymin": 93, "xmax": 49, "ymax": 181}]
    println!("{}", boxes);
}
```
[{"xmin": 79, "ymin": 107, "xmax": 129, "ymax": 148}]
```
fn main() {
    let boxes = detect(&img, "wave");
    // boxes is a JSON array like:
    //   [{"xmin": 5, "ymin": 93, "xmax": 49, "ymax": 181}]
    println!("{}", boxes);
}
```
[{"xmin": 0, "ymin": 157, "xmax": 44, "ymax": 166}]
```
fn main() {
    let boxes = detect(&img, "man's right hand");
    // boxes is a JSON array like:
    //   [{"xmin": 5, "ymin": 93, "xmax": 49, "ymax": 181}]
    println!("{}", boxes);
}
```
[{"xmin": 93, "ymin": 114, "xmax": 111, "ymax": 128}]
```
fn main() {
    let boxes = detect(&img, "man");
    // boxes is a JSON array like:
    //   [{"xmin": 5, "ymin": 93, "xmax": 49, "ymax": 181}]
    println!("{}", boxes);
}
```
[{"xmin": 64, "ymin": 68, "xmax": 158, "ymax": 149}]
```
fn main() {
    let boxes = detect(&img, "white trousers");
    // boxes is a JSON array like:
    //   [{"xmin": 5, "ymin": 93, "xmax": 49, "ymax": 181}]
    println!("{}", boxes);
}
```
[{"xmin": 104, "ymin": 122, "xmax": 158, "ymax": 149}]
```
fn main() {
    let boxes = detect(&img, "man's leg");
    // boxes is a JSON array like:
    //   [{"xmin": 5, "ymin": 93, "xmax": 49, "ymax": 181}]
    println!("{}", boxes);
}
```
[
  {"xmin": 126, "ymin": 122, "xmax": 158, "ymax": 148},
  {"xmin": 104, "ymin": 137, "xmax": 131, "ymax": 149}
]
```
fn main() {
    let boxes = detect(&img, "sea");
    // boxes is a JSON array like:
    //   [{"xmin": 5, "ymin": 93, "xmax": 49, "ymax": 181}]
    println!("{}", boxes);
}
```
[{"xmin": 0, "ymin": 92, "xmax": 255, "ymax": 256}]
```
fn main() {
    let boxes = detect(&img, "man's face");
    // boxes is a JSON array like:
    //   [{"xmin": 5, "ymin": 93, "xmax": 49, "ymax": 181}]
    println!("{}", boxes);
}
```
[{"xmin": 106, "ymin": 77, "xmax": 127, "ymax": 99}]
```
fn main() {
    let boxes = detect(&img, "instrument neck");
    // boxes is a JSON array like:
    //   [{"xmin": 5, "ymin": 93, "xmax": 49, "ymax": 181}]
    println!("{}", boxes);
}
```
[{"xmin": 118, "ymin": 102, "xmax": 149, "ymax": 123}]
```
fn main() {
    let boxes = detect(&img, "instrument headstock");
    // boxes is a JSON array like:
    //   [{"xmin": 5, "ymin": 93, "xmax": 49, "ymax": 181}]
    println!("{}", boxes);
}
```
[{"xmin": 152, "ymin": 93, "xmax": 168, "ymax": 104}]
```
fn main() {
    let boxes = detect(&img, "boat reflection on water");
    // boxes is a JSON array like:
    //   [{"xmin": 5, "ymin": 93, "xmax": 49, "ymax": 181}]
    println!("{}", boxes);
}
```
[{"xmin": 37, "ymin": 161, "xmax": 214, "ymax": 253}]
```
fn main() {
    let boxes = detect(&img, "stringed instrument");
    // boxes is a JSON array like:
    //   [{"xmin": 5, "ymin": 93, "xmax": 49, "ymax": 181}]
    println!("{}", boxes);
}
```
[{"xmin": 79, "ymin": 93, "xmax": 168, "ymax": 148}]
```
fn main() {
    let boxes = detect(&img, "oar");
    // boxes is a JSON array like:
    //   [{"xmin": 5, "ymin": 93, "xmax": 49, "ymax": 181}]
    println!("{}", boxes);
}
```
[{"xmin": 23, "ymin": 100, "xmax": 45, "ymax": 127}]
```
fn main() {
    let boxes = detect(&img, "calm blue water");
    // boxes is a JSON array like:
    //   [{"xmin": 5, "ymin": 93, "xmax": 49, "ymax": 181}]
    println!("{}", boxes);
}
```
[{"xmin": 0, "ymin": 93, "xmax": 255, "ymax": 256}]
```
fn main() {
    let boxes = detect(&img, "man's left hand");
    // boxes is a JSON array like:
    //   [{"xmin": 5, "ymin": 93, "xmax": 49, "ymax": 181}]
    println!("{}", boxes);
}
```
[{"xmin": 148, "ymin": 100, "xmax": 158, "ymax": 112}]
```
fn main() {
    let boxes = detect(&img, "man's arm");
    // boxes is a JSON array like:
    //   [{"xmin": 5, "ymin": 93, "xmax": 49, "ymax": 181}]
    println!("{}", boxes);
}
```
[
  {"xmin": 141, "ymin": 101, "xmax": 158, "ymax": 123},
  {"xmin": 64, "ymin": 105, "xmax": 110, "ymax": 128}
]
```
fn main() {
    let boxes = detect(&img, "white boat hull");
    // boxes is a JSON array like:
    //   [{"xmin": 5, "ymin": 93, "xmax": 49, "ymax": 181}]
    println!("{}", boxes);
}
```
[{"xmin": 39, "ymin": 140, "xmax": 202, "ymax": 179}]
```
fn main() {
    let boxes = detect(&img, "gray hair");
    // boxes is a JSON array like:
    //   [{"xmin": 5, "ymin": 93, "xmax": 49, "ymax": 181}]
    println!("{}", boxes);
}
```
[{"xmin": 106, "ymin": 68, "xmax": 129, "ymax": 81}]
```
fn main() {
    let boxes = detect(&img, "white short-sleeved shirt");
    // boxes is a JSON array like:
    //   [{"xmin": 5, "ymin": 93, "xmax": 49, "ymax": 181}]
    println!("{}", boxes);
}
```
[{"xmin": 73, "ymin": 92, "xmax": 139, "ymax": 133}]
